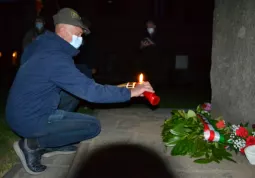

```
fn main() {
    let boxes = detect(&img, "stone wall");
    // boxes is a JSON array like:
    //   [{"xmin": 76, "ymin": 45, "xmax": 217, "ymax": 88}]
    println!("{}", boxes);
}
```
[{"xmin": 211, "ymin": 0, "xmax": 255, "ymax": 123}]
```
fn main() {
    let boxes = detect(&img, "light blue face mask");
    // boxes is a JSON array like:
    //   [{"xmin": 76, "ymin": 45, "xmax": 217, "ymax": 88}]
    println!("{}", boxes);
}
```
[
  {"xmin": 147, "ymin": 28, "xmax": 155, "ymax": 34},
  {"xmin": 36, "ymin": 22, "xmax": 43, "ymax": 30},
  {"xmin": 70, "ymin": 35, "xmax": 83, "ymax": 49}
]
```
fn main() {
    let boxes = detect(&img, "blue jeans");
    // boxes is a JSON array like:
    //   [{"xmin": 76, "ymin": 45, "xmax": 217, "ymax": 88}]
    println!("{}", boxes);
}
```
[{"xmin": 35, "ymin": 91, "xmax": 101, "ymax": 148}]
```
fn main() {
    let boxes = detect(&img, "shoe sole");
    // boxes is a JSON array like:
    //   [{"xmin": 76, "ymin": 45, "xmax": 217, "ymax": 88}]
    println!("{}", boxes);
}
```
[
  {"xmin": 42, "ymin": 150, "xmax": 76, "ymax": 158},
  {"xmin": 13, "ymin": 141, "xmax": 45, "ymax": 175}
]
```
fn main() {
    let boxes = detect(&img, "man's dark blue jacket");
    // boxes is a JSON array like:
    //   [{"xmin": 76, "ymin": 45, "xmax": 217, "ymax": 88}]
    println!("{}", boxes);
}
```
[{"xmin": 6, "ymin": 31, "xmax": 131, "ymax": 137}]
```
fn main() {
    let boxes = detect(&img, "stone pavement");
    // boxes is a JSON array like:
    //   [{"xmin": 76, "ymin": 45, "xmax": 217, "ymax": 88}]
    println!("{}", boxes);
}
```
[{"xmin": 4, "ymin": 108, "xmax": 255, "ymax": 178}]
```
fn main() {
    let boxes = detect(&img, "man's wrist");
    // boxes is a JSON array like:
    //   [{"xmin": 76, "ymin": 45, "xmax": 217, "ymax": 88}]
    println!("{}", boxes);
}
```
[
  {"xmin": 116, "ymin": 82, "xmax": 135, "ymax": 98},
  {"xmin": 127, "ymin": 82, "xmax": 136, "ymax": 98},
  {"xmin": 130, "ymin": 89, "xmax": 134, "ymax": 98}
]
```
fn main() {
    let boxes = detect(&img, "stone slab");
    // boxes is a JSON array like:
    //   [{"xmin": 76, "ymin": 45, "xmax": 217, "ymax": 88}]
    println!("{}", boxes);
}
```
[
  {"xmin": 5, "ymin": 108, "xmax": 255, "ymax": 178},
  {"xmin": 10, "ymin": 166, "xmax": 69, "ymax": 178}
]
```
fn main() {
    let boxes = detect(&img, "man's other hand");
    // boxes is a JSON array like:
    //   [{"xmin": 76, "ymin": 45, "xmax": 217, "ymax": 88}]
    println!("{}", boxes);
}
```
[{"xmin": 130, "ymin": 82, "xmax": 154, "ymax": 97}]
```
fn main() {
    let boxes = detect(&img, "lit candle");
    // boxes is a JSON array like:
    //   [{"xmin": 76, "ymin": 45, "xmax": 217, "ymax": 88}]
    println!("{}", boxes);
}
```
[
  {"xmin": 139, "ymin": 73, "xmax": 144, "ymax": 84},
  {"xmin": 137, "ymin": 73, "xmax": 160, "ymax": 106}
]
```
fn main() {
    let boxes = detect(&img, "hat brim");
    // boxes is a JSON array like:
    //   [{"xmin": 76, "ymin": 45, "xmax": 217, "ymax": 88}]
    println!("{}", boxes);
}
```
[
  {"xmin": 53, "ymin": 14, "xmax": 91, "ymax": 34},
  {"xmin": 71, "ymin": 20, "xmax": 90, "ymax": 34}
]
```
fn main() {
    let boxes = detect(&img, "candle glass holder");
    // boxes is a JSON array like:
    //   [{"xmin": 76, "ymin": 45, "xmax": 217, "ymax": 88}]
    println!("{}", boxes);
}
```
[{"xmin": 143, "ymin": 91, "xmax": 160, "ymax": 106}]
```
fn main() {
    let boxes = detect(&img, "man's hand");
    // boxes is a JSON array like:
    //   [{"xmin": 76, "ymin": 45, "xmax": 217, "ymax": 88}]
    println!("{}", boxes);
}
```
[
  {"xmin": 140, "ymin": 38, "xmax": 155, "ymax": 49},
  {"xmin": 140, "ymin": 41, "xmax": 153, "ymax": 49},
  {"xmin": 130, "ymin": 82, "xmax": 154, "ymax": 97}
]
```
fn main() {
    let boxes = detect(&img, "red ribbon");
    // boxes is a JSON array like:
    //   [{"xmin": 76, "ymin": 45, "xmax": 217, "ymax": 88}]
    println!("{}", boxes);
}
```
[{"xmin": 208, "ymin": 130, "xmax": 215, "ymax": 141}]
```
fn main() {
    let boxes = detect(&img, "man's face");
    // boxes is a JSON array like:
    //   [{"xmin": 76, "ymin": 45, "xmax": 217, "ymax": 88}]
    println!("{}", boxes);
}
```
[
  {"xmin": 146, "ymin": 22, "xmax": 156, "ymax": 35},
  {"xmin": 65, "ymin": 25, "xmax": 83, "ymax": 43},
  {"xmin": 146, "ymin": 22, "xmax": 156, "ymax": 29},
  {"xmin": 35, "ymin": 20, "xmax": 44, "ymax": 31}
]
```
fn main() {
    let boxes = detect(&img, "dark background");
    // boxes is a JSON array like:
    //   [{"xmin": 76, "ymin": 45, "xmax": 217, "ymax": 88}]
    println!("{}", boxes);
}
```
[{"xmin": 0, "ymin": 0, "xmax": 214, "ymax": 92}]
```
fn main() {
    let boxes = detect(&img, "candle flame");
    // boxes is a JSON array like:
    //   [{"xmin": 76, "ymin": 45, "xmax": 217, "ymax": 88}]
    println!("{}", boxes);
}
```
[
  {"xmin": 12, "ymin": 51, "xmax": 17, "ymax": 58},
  {"xmin": 139, "ymin": 73, "xmax": 144, "ymax": 83}
]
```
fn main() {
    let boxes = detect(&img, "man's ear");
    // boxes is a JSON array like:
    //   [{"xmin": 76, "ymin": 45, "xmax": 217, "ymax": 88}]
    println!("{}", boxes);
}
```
[{"xmin": 58, "ymin": 27, "xmax": 67, "ymax": 39}]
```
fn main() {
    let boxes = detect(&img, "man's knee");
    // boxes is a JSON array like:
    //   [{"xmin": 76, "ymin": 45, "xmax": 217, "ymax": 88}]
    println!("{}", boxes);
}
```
[
  {"xmin": 92, "ymin": 118, "xmax": 101, "ymax": 137},
  {"xmin": 80, "ymin": 116, "xmax": 101, "ymax": 139}
]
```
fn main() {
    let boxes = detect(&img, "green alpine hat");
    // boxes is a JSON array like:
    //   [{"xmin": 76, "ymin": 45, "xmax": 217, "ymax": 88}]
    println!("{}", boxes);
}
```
[{"xmin": 53, "ymin": 8, "xmax": 90, "ymax": 34}]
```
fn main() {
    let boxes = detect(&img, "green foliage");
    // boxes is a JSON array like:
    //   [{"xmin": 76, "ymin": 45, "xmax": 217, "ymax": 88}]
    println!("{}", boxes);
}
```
[
  {"xmin": 0, "ymin": 119, "xmax": 18, "ymax": 177},
  {"xmin": 161, "ymin": 106, "xmax": 235, "ymax": 164}
]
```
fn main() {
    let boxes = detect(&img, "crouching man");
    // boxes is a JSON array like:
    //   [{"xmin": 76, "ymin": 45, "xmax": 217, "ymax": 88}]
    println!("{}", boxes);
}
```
[{"xmin": 5, "ymin": 8, "xmax": 155, "ymax": 175}]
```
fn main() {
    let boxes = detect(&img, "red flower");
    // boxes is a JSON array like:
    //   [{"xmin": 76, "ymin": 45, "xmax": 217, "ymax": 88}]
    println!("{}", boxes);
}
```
[
  {"xmin": 240, "ymin": 147, "xmax": 245, "ymax": 154},
  {"xmin": 201, "ymin": 103, "xmax": 211, "ymax": 111},
  {"xmin": 246, "ymin": 136, "xmax": 255, "ymax": 147},
  {"xmin": 216, "ymin": 120, "xmax": 225, "ymax": 129},
  {"xmin": 239, "ymin": 137, "xmax": 255, "ymax": 154},
  {"xmin": 236, "ymin": 127, "xmax": 249, "ymax": 138}
]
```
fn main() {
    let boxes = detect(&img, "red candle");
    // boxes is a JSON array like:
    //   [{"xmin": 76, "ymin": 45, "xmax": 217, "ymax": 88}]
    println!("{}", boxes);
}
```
[
  {"xmin": 143, "ymin": 91, "xmax": 160, "ymax": 106},
  {"xmin": 138, "ymin": 74, "xmax": 160, "ymax": 106}
]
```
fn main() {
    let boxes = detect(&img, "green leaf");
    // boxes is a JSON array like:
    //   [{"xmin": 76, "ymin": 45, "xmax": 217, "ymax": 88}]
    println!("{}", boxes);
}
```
[
  {"xmin": 212, "ymin": 148, "xmax": 222, "ymax": 160},
  {"xmin": 224, "ymin": 157, "xmax": 236, "ymax": 163},
  {"xmin": 190, "ymin": 139, "xmax": 198, "ymax": 153},
  {"xmin": 222, "ymin": 151, "xmax": 232, "ymax": 157},
  {"xmin": 171, "ymin": 140, "xmax": 189, "ymax": 156},
  {"xmin": 193, "ymin": 116, "xmax": 200, "ymax": 123},
  {"xmin": 205, "ymin": 152, "xmax": 210, "ymax": 159},
  {"xmin": 213, "ymin": 158, "xmax": 221, "ymax": 163},
  {"xmin": 177, "ymin": 110, "xmax": 187, "ymax": 118},
  {"xmin": 214, "ymin": 142, "xmax": 219, "ymax": 149},
  {"xmin": 191, "ymin": 151, "xmax": 206, "ymax": 158},
  {"xmin": 194, "ymin": 158, "xmax": 212, "ymax": 164},
  {"xmin": 170, "ymin": 123, "xmax": 187, "ymax": 136},
  {"xmin": 184, "ymin": 128, "xmax": 193, "ymax": 133},
  {"xmin": 187, "ymin": 110, "xmax": 196, "ymax": 118},
  {"xmin": 197, "ymin": 138, "xmax": 208, "ymax": 152},
  {"xmin": 165, "ymin": 136, "xmax": 182, "ymax": 147},
  {"xmin": 186, "ymin": 139, "xmax": 195, "ymax": 154},
  {"xmin": 213, "ymin": 147, "xmax": 232, "ymax": 157}
]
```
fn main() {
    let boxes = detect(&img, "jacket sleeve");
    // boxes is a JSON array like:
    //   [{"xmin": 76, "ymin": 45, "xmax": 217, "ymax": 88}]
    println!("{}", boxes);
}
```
[{"xmin": 49, "ymin": 56, "xmax": 131, "ymax": 103}]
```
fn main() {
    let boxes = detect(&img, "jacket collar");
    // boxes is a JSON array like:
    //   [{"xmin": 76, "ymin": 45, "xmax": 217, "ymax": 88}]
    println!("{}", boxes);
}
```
[{"xmin": 45, "ymin": 31, "xmax": 80, "ymax": 57}]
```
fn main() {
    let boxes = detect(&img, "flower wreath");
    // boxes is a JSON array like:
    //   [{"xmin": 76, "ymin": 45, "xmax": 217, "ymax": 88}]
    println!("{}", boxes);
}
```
[{"xmin": 161, "ymin": 103, "xmax": 255, "ymax": 164}]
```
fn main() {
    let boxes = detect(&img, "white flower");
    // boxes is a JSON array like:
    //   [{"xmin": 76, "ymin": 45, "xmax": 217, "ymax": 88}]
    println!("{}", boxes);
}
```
[
  {"xmin": 232, "ymin": 138, "xmax": 246, "ymax": 150},
  {"xmin": 252, "ymin": 132, "xmax": 255, "ymax": 137},
  {"xmin": 230, "ymin": 134, "xmax": 235, "ymax": 138},
  {"xmin": 231, "ymin": 125, "xmax": 240, "ymax": 135}
]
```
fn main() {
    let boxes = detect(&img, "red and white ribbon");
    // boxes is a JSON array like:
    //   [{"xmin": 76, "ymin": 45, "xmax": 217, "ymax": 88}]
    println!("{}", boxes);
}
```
[
  {"xmin": 200, "ymin": 116, "xmax": 215, "ymax": 131},
  {"xmin": 204, "ymin": 130, "xmax": 222, "ymax": 142},
  {"xmin": 197, "ymin": 114, "xmax": 224, "ymax": 143}
]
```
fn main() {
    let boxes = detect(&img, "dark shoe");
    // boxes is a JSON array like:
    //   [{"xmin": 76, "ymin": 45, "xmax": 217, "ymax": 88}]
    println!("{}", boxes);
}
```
[
  {"xmin": 13, "ymin": 139, "xmax": 47, "ymax": 175},
  {"xmin": 42, "ymin": 145, "xmax": 77, "ymax": 158}
]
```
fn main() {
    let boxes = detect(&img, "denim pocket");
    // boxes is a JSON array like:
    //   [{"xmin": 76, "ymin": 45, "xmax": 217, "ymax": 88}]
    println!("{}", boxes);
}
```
[{"xmin": 48, "ymin": 110, "xmax": 66, "ymax": 123}]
